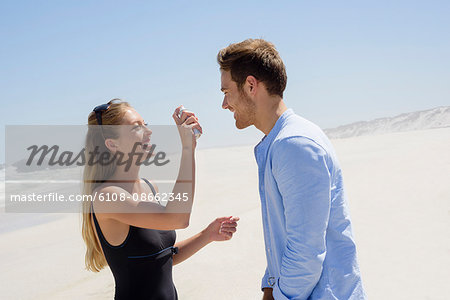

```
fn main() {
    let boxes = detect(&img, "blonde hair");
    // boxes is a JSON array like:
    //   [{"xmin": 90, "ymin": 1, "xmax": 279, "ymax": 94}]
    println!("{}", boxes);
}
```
[{"xmin": 81, "ymin": 99, "xmax": 131, "ymax": 272}]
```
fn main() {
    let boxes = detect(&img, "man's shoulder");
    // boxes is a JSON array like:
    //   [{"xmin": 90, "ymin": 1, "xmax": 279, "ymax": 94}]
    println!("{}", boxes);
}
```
[
  {"xmin": 274, "ymin": 113, "xmax": 331, "ymax": 154},
  {"xmin": 271, "ymin": 135, "xmax": 327, "ymax": 162}
]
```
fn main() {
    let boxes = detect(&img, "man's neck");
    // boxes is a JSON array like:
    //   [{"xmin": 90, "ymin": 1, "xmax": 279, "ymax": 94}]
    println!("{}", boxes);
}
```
[{"xmin": 254, "ymin": 99, "xmax": 288, "ymax": 135}]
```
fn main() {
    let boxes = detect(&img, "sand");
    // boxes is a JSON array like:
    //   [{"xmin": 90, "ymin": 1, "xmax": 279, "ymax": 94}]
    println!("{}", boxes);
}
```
[{"xmin": 0, "ymin": 127, "xmax": 449, "ymax": 299}]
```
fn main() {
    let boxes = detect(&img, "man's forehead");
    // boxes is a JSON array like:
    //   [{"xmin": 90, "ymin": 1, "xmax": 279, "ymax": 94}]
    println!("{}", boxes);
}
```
[
  {"xmin": 220, "ymin": 70, "xmax": 232, "ymax": 90},
  {"xmin": 221, "ymin": 69, "xmax": 231, "ymax": 79}
]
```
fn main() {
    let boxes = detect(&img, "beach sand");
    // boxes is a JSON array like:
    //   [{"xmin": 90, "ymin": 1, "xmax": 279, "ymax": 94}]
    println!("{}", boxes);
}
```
[{"xmin": 1, "ymin": 127, "xmax": 449, "ymax": 299}]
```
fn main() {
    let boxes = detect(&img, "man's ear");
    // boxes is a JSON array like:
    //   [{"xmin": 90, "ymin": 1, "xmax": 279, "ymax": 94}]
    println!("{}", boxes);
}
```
[
  {"xmin": 245, "ymin": 75, "xmax": 258, "ymax": 96},
  {"xmin": 104, "ymin": 139, "xmax": 118, "ymax": 153}
]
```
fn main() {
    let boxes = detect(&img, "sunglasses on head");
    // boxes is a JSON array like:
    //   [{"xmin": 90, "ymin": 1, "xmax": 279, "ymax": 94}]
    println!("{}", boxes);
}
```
[
  {"xmin": 92, "ymin": 99, "xmax": 122, "ymax": 125},
  {"xmin": 93, "ymin": 103, "xmax": 111, "ymax": 125}
]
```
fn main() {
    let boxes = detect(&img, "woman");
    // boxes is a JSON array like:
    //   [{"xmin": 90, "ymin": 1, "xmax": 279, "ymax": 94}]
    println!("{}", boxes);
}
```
[{"xmin": 81, "ymin": 99, "xmax": 239, "ymax": 299}]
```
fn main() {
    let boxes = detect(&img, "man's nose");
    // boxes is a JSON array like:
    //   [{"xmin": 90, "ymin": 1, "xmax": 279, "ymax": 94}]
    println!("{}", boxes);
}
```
[{"xmin": 222, "ymin": 98, "xmax": 228, "ymax": 109}]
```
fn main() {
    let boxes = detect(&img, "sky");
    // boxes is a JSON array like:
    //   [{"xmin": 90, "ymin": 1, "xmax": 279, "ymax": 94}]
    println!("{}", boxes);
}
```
[{"xmin": 1, "ymin": 0, "xmax": 449, "ymax": 163}]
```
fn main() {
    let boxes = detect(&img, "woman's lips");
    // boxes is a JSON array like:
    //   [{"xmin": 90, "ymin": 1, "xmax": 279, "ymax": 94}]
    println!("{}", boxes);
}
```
[{"xmin": 142, "ymin": 138, "xmax": 151, "ymax": 149}]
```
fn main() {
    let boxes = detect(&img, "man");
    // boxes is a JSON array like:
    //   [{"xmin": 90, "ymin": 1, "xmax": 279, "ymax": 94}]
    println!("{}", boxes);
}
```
[{"xmin": 217, "ymin": 39, "xmax": 366, "ymax": 300}]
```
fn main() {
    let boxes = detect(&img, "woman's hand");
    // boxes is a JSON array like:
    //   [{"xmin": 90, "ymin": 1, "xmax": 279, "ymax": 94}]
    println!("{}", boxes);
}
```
[
  {"xmin": 203, "ymin": 216, "xmax": 240, "ymax": 242},
  {"xmin": 172, "ymin": 216, "xmax": 240, "ymax": 265},
  {"xmin": 172, "ymin": 105, "xmax": 202, "ymax": 149}
]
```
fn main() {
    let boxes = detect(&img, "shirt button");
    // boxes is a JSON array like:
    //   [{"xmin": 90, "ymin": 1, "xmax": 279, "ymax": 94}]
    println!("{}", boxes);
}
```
[{"xmin": 268, "ymin": 277, "xmax": 276, "ymax": 287}]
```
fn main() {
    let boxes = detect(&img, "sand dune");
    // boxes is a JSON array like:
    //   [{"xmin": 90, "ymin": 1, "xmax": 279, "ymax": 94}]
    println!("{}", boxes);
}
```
[
  {"xmin": 0, "ymin": 127, "xmax": 449, "ymax": 299},
  {"xmin": 324, "ymin": 106, "xmax": 450, "ymax": 139}
]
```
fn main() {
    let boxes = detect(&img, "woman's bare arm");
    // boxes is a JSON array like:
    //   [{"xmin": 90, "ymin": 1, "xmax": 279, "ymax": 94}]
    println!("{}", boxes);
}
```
[{"xmin": 173, "ymin": 216, "xmax": 239, "ymax": 265}]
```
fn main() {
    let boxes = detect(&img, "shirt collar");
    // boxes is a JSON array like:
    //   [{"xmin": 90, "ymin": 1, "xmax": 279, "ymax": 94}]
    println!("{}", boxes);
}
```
[{"xmin": 255, "ymin": 108, "xmax": 294, "ymax": 154}]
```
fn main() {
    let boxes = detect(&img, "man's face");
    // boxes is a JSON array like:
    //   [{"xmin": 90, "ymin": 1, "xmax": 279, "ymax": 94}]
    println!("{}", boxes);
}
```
[{"xmin": 220, "ymin": 70, "xmax": 255, "ymax": 129}]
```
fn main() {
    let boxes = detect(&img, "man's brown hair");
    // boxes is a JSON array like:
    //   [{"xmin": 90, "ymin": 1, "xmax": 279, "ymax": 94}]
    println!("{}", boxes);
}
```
[{"xmin": 217, "ymin": 39, "xmax": 287, "ymax": 98}]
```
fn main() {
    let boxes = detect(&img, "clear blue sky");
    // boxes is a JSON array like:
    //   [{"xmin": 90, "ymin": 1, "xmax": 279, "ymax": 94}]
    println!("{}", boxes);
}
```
[{"xmin": 1, "ymin": 0, "xmax": 449, "ymax": 163}]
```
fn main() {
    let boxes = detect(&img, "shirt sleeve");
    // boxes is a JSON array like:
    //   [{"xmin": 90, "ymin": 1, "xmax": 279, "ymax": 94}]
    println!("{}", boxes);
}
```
[
  {"xmin": 261, "ymin": 266, "xmax": 271, "ymax": 291},
  {"xmin": 271, "ymin": 136, "xmax": 332, "ymax": 300}
]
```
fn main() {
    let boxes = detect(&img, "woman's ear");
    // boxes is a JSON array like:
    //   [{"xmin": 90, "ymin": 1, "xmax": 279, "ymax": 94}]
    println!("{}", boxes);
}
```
[{"xmin": 104, "ymin": 139, "xmax": 118, "ymax": 153}]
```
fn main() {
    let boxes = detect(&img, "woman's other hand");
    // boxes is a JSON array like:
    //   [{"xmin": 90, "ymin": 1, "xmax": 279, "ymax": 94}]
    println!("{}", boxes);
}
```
[{"xmin": 204, "ymin": 216, "xmax": 240, "ymax": 242}]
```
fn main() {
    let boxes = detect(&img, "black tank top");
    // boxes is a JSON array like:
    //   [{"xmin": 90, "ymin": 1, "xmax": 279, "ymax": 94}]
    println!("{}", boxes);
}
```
[{"xmin": 92, "ymin": 178, "xmax": 178, "ymax": 300}]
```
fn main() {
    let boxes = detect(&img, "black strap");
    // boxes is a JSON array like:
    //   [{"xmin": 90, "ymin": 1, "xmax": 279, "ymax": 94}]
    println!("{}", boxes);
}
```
[
  {"xmin": 91, "ymin": 203, "xmax": 108, "ymax": 244},
  {"xmin": 128, "ymin": 246, "xmax": 178, "ymax": 259},
  {"xmin": 141, "ymin": 178, "xmax": 157, "ymax": 196}
]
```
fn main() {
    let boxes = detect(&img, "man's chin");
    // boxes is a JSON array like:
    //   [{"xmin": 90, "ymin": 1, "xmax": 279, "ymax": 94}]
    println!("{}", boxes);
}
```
[{"xmin": 235, "ymin": 121, "xmax": 251, "ymax": 130}]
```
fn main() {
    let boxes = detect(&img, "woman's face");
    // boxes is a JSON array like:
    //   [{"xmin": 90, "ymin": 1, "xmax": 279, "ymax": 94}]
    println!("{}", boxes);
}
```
[{"xmin": 108, "ymin": 108, "xmax": 152, "ymax": 155}]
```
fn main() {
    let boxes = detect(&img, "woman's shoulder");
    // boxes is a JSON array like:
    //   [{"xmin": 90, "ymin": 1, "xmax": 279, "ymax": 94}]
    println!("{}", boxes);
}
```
[
  {"xmin": 92, "ymin": 183, "xmax": 131, "ymax": 197},
  {"xmin": 91, "ymin": 184, "xmax": 133, "ymax": 214}
]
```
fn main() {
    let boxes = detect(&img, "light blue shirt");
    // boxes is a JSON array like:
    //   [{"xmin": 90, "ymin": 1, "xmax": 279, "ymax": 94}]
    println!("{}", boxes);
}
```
[{"xmin": 255, "ymin": 109, "xmax": 366, "ymax": 300}]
